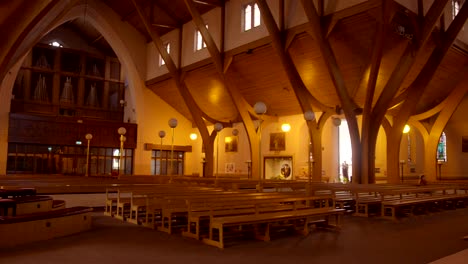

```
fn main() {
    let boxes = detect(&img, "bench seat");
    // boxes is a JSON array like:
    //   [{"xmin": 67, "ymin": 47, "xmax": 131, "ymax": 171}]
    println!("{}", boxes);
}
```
[
  {"xmin": 203, "ymin": 207, "xmax": 344, "ymax": 249},
  {"xmin": 0, "ymin": 206, "xmax": 93, "ymax": 247},
  {"xmin": 381, "ymin": 194, "xmax": 468, "ymax": 221}
]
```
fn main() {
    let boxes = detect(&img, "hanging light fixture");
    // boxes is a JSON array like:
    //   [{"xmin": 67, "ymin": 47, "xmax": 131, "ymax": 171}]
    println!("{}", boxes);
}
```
[
  {"xmin": 304, "ymin": 110, "xmax": 315, "ymax": 121},
  {"xmin": 333, "ymin": 117, "xmax": 342, "ymax": 127},
  {"xmin": 168, "ymin": 118, "xmax": 178, "ymax": 179}
]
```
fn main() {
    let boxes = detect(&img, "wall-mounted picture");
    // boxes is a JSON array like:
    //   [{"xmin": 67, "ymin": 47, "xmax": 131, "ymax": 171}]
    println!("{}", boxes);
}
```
[
  {"xmin": 463, "ymin": 136, "xmax": 468, "ymax": 152},
  {"xmin": 269, "ymin": 132, "xmax": 285, "ymax": 151},
  {"xmin": 264, "ymin": 156, "xmax": 293, "ymax": 180},
  {"xmin": 225, "ymin": 136, "xmax": 238, "ymax": 152},
  {"xmin": 225, "ymin": 163, "xmax": 235, "ymax": 174}
]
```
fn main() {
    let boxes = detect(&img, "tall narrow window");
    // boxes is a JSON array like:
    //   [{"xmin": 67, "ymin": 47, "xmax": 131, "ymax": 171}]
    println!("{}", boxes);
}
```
[
  {"xmin": 453, "ymin": 0, "xmax": 461, "ymax": 19},
  {"xmin": 437, "ymin": 132, "xmax": 447, "ymax": 162},
  {"xmin": 159, "ymin": 43, "xmax": 170, "ymax": 66},
  {"xmin": 195, "ymin": 25, "xmax": 207, "ymax": 51},
  {"xmin": 243, "ymin": 3, "xmax": 261, "ymax": 31}
]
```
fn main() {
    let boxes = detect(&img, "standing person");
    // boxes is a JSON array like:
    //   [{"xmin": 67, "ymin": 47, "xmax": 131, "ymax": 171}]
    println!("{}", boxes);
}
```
[{"xmin": 342, "ymin": 161, "xmax": 349, "ymax": 183}]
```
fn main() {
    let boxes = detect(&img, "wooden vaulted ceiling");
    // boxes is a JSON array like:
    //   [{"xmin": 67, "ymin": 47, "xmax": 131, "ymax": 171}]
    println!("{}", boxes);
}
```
[{"xmin": 102, "ymin": 0, "xmax": 468, "ymax": 124}]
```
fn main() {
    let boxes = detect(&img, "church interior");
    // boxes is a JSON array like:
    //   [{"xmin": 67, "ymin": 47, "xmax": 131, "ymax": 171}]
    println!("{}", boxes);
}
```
[{"xmin": 0, "ymin": 0, "xmax": 467, "ymax": 263}]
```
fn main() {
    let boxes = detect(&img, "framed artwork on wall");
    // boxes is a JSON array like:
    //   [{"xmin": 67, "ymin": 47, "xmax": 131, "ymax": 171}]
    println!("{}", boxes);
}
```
[
  {"xmin": 224, "ymin": 136, "xmax": 238, "ymax": 152},
  {"xmin": 269, "ymin": 132, "xmax": 285, "ymax": 151},
  {"xmin": 225, "ymin": 163, "xmax": 235, "ymax": 173},
  {"xmin": 264, "ymin": 156, "xmax": 293, "ymax": 180}
]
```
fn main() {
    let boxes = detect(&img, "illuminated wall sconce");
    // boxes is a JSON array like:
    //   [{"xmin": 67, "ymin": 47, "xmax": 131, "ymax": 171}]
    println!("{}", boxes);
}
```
[
  {"xmin": 190, "ymin": 133, "xmax": 198, "ymax": 140},
  {"xmin": 403, "ymin": 124, "xmax": 410, "ymax": 134},
  {"xmin": 281, "ymin": 123, "xmax": 291, "ymax": 132}
]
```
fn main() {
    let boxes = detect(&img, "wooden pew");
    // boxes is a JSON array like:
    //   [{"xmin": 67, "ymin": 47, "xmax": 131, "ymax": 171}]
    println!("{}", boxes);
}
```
[
  {"xmin": 155, "ymin": 192, "xmax": 308, "ymax": 234},
  {"xmin": 182, "ymin": 193, "xmax": 328, "ymax": 240},
  {"xmin": 381, "ymin": 192, "xmax": 468, "ymax": 221},
  {"xmin": 108, "ymin": 185, "xmax": 225, "ymax": 222},
  {"xmin": 135, "ymin": 190, "xmax": 247, "ymax": 229},
  {"xmin": 200, "ymin": 195, "xmax": 344, "ymax": 248}
]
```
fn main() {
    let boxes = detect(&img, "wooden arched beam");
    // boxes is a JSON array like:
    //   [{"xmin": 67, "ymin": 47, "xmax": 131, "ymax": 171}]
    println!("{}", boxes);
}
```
[
  {"xmin": 0, "ymin": 0, "xmax": 79, "ymax": 84},
  {"xmin": 184, "ymin": 0, "xmax": 270, "ymax": 180},
  {"xmin": 300, "ymin": 0, "xmax": 365, "ymax": 182},
  {"xmin": 423, "ymin": 81, "xmax": 468, "ymax": 181},
  {"xmin": 257, "ymin": 0, "xmax": 335, "ymax": 182},
  {"xmin": 133, "ymin": 0, "xmax": 218, "ymax": 176},
  {"xmin": 390, "ymin": 0, "xmax": 468, "ymax": 154}
]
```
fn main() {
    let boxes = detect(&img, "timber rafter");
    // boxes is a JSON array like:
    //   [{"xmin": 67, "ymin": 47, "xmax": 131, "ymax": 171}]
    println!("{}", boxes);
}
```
[
  {"xmin": 132, "ymin": 0, "xmax": 225, "ymax": 177},
  {"xmin": 300, "ymin": 0, "xmax": 363, "ymax": 182},
  {"xmin": 184, "ymin": 0, "xmax": 273, "ymax": 180},
  {"xmin": 256, "ymin": 0, "xmax": 334, "ymax": 181}
]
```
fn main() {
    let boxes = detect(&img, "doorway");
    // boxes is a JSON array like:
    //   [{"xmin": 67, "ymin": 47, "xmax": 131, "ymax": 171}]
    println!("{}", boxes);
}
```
[{"xmin": 339, "ymin": 120, "xmax": 352, "ymax": 182}]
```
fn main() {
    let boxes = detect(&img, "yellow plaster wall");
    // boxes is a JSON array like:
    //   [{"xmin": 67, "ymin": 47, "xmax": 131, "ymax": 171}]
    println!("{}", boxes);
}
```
[{"xmin": 444, "ymin": 94, "xmax": 468, "ymax": 179}]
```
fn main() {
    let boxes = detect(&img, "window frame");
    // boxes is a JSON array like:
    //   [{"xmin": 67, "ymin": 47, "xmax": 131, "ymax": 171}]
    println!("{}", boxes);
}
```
[
  {"xmin": 243, "ymin": 2, "xmax": 261, "ymax": 32},
  {"xmin": 195, "ymin": 25, "xmax": 208, "ymax": 51},
  {"xmin": 159, "ymin": 42, "xmax": 171, "ymax": 66},
  {"xmin": 452, "ymin": 0, "xmax": 462, "ymax": 20}
]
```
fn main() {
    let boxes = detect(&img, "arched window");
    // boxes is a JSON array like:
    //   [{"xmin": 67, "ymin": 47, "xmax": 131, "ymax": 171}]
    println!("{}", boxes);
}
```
[
  {"xmin": 452, "ymin": 0, "xmax": 461, "ymax": 20},
  {"xmin": 49, "ymin": 41, "xmax": 63, "ymax": 48},
  {"xmin": 437, "ymin": 132, "xmax": 447, "ymax": 162}
]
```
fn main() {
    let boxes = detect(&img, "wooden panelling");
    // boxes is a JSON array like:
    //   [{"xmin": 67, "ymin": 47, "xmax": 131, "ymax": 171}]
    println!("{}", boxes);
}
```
[
  {"xmin": 230, "ymin": 45, "xmax": 302, "ymax": 117},
  {"xmin": 147, "ymin": 78, "xmax": 192, "ymax": 121},
  {"xmin": 184, "ymin": 64, "xmax": 238, "ymax": 121},
  {"xmin": 8, "ymin": 113, "xmax": 137, "ymax": 149}
]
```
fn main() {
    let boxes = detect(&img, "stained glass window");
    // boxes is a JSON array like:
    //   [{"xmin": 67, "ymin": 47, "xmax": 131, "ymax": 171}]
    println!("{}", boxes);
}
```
[{"xmin": 437, "ymin": 132, "xmax": 447, "ymax": 162}]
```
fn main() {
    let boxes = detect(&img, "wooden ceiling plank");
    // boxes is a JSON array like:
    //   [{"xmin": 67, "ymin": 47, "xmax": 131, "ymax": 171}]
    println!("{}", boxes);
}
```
[
  {"xmin": 300, "ymin": 0, "xmax": 358, "ymax": 114},
  {"xmin": 121, "ymin": 0, "xmax": 150, "ymax": 22},
  {"xmin": 256, "ymin": 1, "xmax": 328, "ymax": 111},
  {"xmin": 192, "ymin": 0, "xmax": 222, "ymax": 7},
  {"xmin": 392, "ymin": 2, "xmax": 468, "ymax": 134},
  {"xmin": 371, "ymin": 0, "xmax": 449, "ymax": 128},
  {"xmin": 152, "ymin": 0, "xmax": 182, "ymax": 24},
  {"xmin": 412, "ymin": 63, "xmax": 468, "ymax": 121},
  {"xmin": 257, "ymin": 0, "xmax": 322, "ymax": 112},
  {"xmin": 324, "ymin": 0, "xmax": 381, "ymax": 37}
]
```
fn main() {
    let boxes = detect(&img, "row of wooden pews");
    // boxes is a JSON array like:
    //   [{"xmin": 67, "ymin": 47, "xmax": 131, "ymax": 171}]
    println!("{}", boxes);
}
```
[
  {"xmin": 0, "ymin": 187, "xmax": 93, "ymax": 248},
  {"xmin": 104, "ymin": 184, "xmax": 345, "ymax": 248},
  {"xmin": 327, "ymin": 183, "xmax": 468, "ymax": 220}
]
